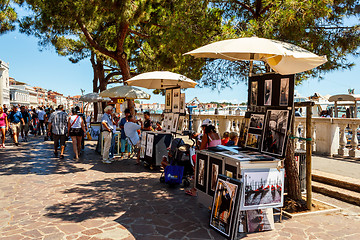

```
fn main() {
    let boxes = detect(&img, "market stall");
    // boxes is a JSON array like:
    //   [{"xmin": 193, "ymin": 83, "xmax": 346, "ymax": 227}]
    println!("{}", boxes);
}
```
[{"xmin": 126, "ymin": 71, "xmax": 197, "ymax": 167}]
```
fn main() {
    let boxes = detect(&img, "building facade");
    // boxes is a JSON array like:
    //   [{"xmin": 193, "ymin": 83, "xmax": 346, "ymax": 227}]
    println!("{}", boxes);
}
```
[
  {"xmin": 0, "ymin": 60, "xmax": 10, "ymax": 107},
  {"xmin": 10, "ymin": 85, "xmax": 30, "ymax": 106}
]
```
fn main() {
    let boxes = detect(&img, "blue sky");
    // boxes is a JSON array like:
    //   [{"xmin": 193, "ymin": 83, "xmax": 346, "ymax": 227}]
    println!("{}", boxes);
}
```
[{"xmin": 0, "ymin": 28, "xmax": 359, "ymax": 104}]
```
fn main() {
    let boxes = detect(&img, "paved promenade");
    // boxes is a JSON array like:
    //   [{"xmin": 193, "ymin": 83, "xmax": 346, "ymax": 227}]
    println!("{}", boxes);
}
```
[{"xmin": 1, "ymin": 136, "xmax": 360, "ymax": 240}]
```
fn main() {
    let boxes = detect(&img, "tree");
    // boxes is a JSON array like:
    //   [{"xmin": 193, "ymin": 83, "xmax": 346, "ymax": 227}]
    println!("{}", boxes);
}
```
[
  {"xmin": 20, "ymin": 0, "xmax": 222, "ymax": 114},
  {"xmin": 0, "ymin": 0, "xmax": 17, "ymax": 35}
]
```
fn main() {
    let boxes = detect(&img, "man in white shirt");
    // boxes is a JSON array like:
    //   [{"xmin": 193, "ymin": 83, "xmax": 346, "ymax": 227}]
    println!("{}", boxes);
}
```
[
  {"xmin": 124, "ymin": 115, "xmax": 143, "ymax": 164},
  {"xmin": 37, "ymin": 107, "xmax": 46, "ymax": 135},
  {"xmin": 101, "ymin": 106, "xmax": 114, "ymax": 164}
]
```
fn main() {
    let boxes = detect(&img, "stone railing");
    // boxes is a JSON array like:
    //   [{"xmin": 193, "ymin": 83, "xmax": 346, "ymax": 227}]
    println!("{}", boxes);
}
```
[{"xmin": 151, "ymin": 113, "xmax": 360, "ymax": 158}]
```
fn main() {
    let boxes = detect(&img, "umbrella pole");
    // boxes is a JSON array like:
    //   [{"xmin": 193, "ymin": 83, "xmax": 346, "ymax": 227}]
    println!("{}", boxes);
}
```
[{"xmin": 249, "ymin": 61, "xmax": 253, "ymax": 77}]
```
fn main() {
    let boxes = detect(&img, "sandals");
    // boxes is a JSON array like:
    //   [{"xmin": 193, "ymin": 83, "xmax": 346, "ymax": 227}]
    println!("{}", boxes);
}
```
[
  {"xmin": 185, "ymin": 189, "xmax": 197, "ymax": 197},
  {"xmin": 60, "ymin": 155, "xmax": 64, "ymax": 159}
]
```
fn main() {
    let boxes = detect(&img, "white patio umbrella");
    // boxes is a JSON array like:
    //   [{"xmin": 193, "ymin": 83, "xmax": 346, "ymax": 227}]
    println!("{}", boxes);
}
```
[
  {"xmin": 126, "ymin": 71, "xmax": 197, "ymax": 89},
  {"xmin": 184, "ymin": 37, "xmax": 327, "ymax": 75},
  {"xmin": 79, "ymin": 92, "xmax": 111, "ymax": 102},
  {"xmin": 99, "ymin": 85, "xmax": 151, "ymax": 100}
]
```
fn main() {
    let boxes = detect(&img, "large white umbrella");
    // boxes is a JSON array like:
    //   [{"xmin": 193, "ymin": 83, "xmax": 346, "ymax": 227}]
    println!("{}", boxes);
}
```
[
  {"xmin": 126, "ymin": 71, "xmax": 197, "ymax": 89},
  {"xmin": 184, "ymin": 37, "xmax": 327, "ymax": 74},
  {"xmin": 99, "ymin": 85, "xmax": 151, "ymax": 100},
  {"xmin": 79, "ymin": 92, "xmax": 111, "ymax": 102}
]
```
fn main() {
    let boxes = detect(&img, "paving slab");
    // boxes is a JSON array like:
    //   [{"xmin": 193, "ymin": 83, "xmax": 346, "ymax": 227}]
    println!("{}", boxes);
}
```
[{"xmin": 0, "ymin": 136, "xmax": 359, "ymax": 239}]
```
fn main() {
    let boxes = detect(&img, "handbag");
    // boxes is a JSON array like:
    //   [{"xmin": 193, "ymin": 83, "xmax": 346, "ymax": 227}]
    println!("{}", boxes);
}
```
[{"xmin": 164, "ymin": 165, "xmax": 184, "ymax": 185}]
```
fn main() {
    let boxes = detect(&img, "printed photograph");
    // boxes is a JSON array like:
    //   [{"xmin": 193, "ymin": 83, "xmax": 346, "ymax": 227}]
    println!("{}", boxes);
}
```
[
  {"xmin": 172, "ymin": 88, "xmax": 181, "ymax": 112},
  {"xmin": 238, "ymin": 118, "xmax": 249, "ymax": 147},
  {"xmin": 211, "ymin": 163, "xmax": 219, "ymax": 191},
  {"xmin": 198, "ymin": 159, "xmax": 205, "ymax": 186},
  {"xmin": 165, "ymin": 89, "xmax": 172, "ymax": 110},
  {"xmin": 210, "ymin": 178, "xmax": 239, "ymax": 237},
  {"xmin": 247, "ymin": 208, "xmax": 275, "ymax": 233},
  {"xmin": 279, "ymin": 78, "xmax": 289, "ymax": 106},
  {"xmin": 246, "ymin": 133, "xmax": 261, "ymax": 149},
  {"xmin": 172, "ymin": 114, "xmax": 179, "ymax": 132},
  {"xmin": 180, "ymin": 93, "xmax": 186, "ymax": 113},
  {"xmin": 264, "ymin": 80, "xmax": 272, "ymax": 106},
  {"xmin": 249, "ymin": 114, "xmax": 264, "ymax": 129},
  {"xmin": 250, "ymin": 81, "xmax": 258, "ymax": 106},
  {"xmin": 146, "ymin": 134, "xmax": 154, "ymax": 157},
  {"xmin": 261, "ymin": 110, "xmax": 289, "ymax": 156},
  {"xmin": 240, "ymin": 169, "xmax": 285, "ymax": 210},
  {"xmin": 177, "ymin": 116, "xmax": 185, "ymax": 134}
]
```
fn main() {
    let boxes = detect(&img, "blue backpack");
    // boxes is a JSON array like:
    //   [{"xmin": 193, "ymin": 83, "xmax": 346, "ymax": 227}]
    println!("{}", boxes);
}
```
[{"xmin": 164, "ymin": 165, "xmax": 184, "ymax": 185}]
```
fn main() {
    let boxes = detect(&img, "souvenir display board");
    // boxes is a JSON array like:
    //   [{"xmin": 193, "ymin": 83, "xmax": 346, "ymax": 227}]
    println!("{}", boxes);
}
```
[
  {"xmin": 142, "ymin": 132, "xmax": 173, "ymax": 167},
  {"xmin": 210, "ymin": 175, "xmax": 242, "ymax": 240}
]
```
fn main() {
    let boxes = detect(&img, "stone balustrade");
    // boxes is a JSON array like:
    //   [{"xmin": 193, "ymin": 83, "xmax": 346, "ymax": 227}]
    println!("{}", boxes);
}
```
[{"xmin": 151, "ymin": 113, "xmax": 360, "ymax": 158}]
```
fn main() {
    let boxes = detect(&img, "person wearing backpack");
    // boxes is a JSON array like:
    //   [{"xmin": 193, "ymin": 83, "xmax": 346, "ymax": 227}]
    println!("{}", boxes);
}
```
[
  {"xmin": 20, "ymin": 106, "xmax": 32, "ymax": 142},
  {"xmin": 68, "ymin": 108, "xmax": 86, "ymax": 160},
  {"xmin": 8, "ymin": 105, "xmax": 25, "ymax": 146}
]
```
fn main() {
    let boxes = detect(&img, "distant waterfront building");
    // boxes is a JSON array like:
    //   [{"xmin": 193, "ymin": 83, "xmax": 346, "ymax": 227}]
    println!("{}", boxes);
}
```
[{"xmin": 0, "ymin": 60, "xmax": 10, "ymax": 107}]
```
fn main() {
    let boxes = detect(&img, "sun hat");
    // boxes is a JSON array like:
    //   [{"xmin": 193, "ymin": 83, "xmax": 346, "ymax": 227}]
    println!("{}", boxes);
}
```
[{"xmin": 201, "ymin": 119, "xmax": 212, "ymax": 126}]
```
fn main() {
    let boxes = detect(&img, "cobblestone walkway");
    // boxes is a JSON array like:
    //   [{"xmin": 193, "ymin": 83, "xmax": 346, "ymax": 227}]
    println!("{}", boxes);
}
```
[{"xmin": 1, "ymin": 136, "xmax": 360, "ymax": 240}]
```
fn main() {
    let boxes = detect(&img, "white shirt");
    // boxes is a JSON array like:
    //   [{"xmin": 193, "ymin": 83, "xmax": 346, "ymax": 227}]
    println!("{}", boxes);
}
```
[
  {"xmin": 69, "ymin": 115, "xmax": 82, "ymax": 129},
  {"xmin": 124, "ymin": 122, "xmax": 141, "ymax": 145},
  {"xmin": 38, "ymin": 110, "xmax": 46, "ymax": 120}
]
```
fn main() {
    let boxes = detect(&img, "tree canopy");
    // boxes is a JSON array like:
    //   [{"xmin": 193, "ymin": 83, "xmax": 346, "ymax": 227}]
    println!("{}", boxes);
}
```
[{"xmin": 0, "ymin": 0, "xmax": 17, "ymax": 35}]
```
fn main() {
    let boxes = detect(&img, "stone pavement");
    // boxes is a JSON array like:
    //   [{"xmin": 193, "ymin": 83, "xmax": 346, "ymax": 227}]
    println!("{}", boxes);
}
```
[{"xmin": 1, "ymin": 136, "xmax": 360, "ymax": 240}]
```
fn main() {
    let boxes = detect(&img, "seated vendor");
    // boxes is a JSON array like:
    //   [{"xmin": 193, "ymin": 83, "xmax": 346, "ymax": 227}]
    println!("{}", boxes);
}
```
[
  {"xmin": 200, "ymin": 119, "xmax": 221, "ymax": 150},
  {"xmin": 142, "ymin": 111, "xmax": 153, "ymax": 131},
  {"xmin": 124, "ymin": 115, "xmax": 143, "ymax": 165}
]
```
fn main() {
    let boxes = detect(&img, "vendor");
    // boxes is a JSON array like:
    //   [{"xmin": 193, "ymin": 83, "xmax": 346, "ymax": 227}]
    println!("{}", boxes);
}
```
[
  {"xmin": 200, "ymin": 119, "xmax": 221, "ymax": 150},
  {"xmin": 142, "ymin": 111, "xmax": 153, "ymax": 131}
]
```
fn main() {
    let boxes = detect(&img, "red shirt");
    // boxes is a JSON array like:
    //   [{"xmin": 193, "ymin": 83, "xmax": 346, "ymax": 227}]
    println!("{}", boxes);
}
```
[{"xmin": 221, "ymin": 137, "xmax": 229, "ymax": 146}]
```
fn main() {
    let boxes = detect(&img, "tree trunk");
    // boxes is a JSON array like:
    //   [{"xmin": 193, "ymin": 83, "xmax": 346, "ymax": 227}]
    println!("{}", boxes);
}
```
[
  {"xmin": 90, "ymin": 52, "xmax": 99, "ymax": 121},
  {"xmin": 285, "ymin": 110, "xmax": 302, "ymax": 201},
  {"xmin": 115, "ymin": 54, "xmax": 134, "ymax": 115}
]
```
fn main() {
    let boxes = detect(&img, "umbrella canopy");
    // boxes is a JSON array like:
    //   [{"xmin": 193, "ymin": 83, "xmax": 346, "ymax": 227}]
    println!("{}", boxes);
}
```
[
  {"xmin": 184, "ymin": 37, "xmax": 327, "ymax": 74},
  {"xmin": 126, "ymin": 71, "xmax": 197, "ymax": 89},
  {"xmin": 99, "ymin": 85, "xmax": 151, "ymax": 100},
  {"xmin": 79, "ymin": 92, "xmax": 111, "ymax": 102}
]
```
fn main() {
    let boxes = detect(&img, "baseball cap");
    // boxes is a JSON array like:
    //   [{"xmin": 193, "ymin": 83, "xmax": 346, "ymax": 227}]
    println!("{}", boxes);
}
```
[{"xmin": 201, "ymin": 119, "xmax": 212, "ymax": 126}]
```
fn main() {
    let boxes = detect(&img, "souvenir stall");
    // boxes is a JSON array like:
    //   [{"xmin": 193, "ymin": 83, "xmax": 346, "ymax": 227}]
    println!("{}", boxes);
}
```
[
  {"xmin": 185, "ymin": 37, "xmax": 327, "ymax": 239},
  {"xmin": 97, "ymin": 85, "xmax": 151, "ymax": 156},
  {"xmin": 126, "ymin": 71, "xmax": 197, "ymax": 167}
]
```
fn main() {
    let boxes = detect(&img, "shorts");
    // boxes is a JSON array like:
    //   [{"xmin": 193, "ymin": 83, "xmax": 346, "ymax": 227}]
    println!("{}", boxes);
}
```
[
  {"xmin": 69, "ymin": 128, "xmax": 83, "ymax": 136},
  {"xmin": 10, "ymin": 122, "xmax": 21, "ymax": 134},
  {"xmin": 53, "ymin": 134, "xmax": 67, "ymax": 147},
  {"xmin": 21, "ymin": 122, "xmax": 29, "ymax": 132}
]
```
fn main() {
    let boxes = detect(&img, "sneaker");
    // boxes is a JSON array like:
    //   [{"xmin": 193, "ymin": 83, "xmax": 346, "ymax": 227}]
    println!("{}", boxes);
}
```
[{"xmin": 102, "ymin": 159, "xmax": 112, "ymax": 164}]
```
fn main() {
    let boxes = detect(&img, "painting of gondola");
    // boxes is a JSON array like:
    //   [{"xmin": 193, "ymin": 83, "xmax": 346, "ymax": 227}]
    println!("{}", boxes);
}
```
[
  {"xmin": 210, "ymin": 175, "xmax": 241, "ymax": 239},
  {"xmin": 261, "ymin": 109, "xmax": 290, "ymax": 157},
  {"xmin": 240, "ymin": 168, "xmax": 285, "ymax": 210},
  {"xmin": 247, "ymin": 208, "xmax": 275, "ymax": 233}
]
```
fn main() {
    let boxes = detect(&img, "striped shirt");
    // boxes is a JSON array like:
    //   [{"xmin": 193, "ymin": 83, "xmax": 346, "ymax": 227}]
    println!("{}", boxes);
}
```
[{"xmin": 49, "ymin": 110, "xmax": 68, "ymax": 135}]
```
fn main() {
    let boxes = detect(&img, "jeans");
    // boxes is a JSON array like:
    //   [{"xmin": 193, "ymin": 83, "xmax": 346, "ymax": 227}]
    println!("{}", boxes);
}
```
[
  {"xmin": 109, "ymin": 133, "xmax": 116, "ymax": 158},
  {"xmin": 121, "ymin": 138, "xmax": 132, "ymax": 154}
]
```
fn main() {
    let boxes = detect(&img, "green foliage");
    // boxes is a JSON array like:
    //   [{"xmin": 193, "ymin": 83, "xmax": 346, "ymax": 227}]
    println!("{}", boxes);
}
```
[{"xmin": 0, "ymin": 0, "xmax": 17, "ymax": 35}]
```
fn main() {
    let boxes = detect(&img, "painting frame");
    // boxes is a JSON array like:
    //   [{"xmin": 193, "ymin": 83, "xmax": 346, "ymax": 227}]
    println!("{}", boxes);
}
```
[
  {"xmin": 210, "ymin": 174, "xmax": 241, "ymax": 240},
  {"xmin": 171, "ymin": 113, "xmax": 179, "ymax": 133},
  {"xmin": 250, "ymin": 81, "xmax": 258, "ymax": 106},
  {"xmin": 165, "ymin": 89, "xmax": 172, "ymax": 110},
  {"xmin": 240, "ymin": 168, "xmax": 285, "ymax": 210},
  {"xmin": 176, "ymin": 115, "xmax": 185, "ymax": 134},
  {"xmin": 180, "ymin": 93, "xmax": 186, "ymax": 113},
  {"xmin": 264, "ymin": 79, "xmax": 272, "ymax": 106},
  {"xmin": 245, "ymin": 133, "xmax": 262, "ymax": 150},
  {"xmin": 279, "ymin": 78, "xmax": 289, "ymax": 106},
  {"xmin": 248, "ymin": 114, "xmax": 265, "ymax": 130},
  {"xmin": 172, "ymin": 88, "xmax": 181, "ymax": 113},
  {"xmin": 208, "ymin": 157, "xmax": 223, "ymax": 196},
  {"xmin": 195, "ymin": 153, "xmax": 208, "ymax": 192}
]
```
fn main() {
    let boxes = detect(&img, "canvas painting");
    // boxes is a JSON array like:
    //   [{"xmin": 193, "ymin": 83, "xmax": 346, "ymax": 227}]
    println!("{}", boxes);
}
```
[
  {"xmin": 198, "ymin": 159, "xmax": 205, "ymax": 186},
  {"xmin": 249, "ymin": 114, "xmax": 264, "ymax": 130},
  {"xmin": 247, "ymin": 208, "xmax": 275, "ymax": 233},
  {"xmin": 165, "ymin": 89, "xmax": 172, "ymax": 110},
  {"xmin": 145, "ymin": 134, "xmax": 154, "ymax": 157},
  {"xmin": 240, "ymin": 168, "xmax": 285, "ymax": 210},
  {"xmin": 172, "ymin": 88, "xmax": 181, "ymax": 112},
  {"xmin": 180, "ymin": 93, "xmax": 186, "ymax": 113},
  {"xmin": 210, "ymin": 176, "xmax": 240, "ymax": 238},
  {"xmin": 172, "ymin": 114, "xmax": 179, "ymax": 132},
  {"xmin": 250, "ymin": 81, "xmax": 258, "ymax": 106},
  {"xmin": 211, "ymin": 163, "xmax": 219, "ymax": 191},
  {"xmin": 246, "ymin": 133, "xmax": 261, "ymax": 149},
  {"xmin": 279, "ymin": 78, "xmax": 289, "ymax": 106},
  {"xmin": 261, "ymin": 110, "xmax": 289, "ymax": 156},
  {"xmin": 264, "ymin": 80, "xmax": 272, "ymax": 106},
  {"xmin": 177, "ymin": 115, "xmax": 185, "ymax": 134}
]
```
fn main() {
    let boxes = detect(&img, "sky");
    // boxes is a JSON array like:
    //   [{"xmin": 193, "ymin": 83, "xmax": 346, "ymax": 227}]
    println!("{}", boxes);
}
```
[{"xmin": 1, "ymin": 25, "xmax": 359, "ymax": 105}]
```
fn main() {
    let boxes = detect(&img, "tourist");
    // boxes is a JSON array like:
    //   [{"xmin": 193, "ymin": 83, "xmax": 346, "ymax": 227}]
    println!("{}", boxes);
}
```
[
  {"xmin": 101, "ymin": 105, "xmax": 114, "ymax": 164},
  {"xmin": 221, "ymin": 131, "xmax": 230, "ymax": 145},
  {"xmin": 68, "ymin": 108, "xmax": 86, "ymax": 160},
  {"xmin": 48, "ymin": 105, "xmax": 68, "ymax": 159},
  {"xmin": 124, "ymin": 115, "xmax": 143, "ymax": 165},
  {"xmin": 109, "ymin": 114, "xmax": 120, "ymax": 160},
  {"xmin": 37, "ymin": 107, "xmax": 46, "ymax": 135},
  {"xmin": 7, "ymin": 105, "xmax": 25, "ymax": 146},
  {"xmin": 0, "ymin": 106, "xmax": 9, "ymax": 148},
  {"xmin": 75, "ymin": 106, "xmax": 87, "ymax": 151},
  {"xmin": 142, "ymin": 111, "xmax": 153, "ymax": 131},
  {"xmin": 200, "ymin": 119, "xmax": 221, "ymax": 150},
  {"xmin": 20, "ymin": 106, "xmax": 31, "ymax": 142},
  {"xmin": 119, "ymin": 109, "xmax": 132, "ymax": 159},
  {"xmin": 31, "ymin": 108, "xmax": 39, "ymax": 135},
  {"xmin": 226, "ymin": 132, "xmax": 239, "ymax": 146}
]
